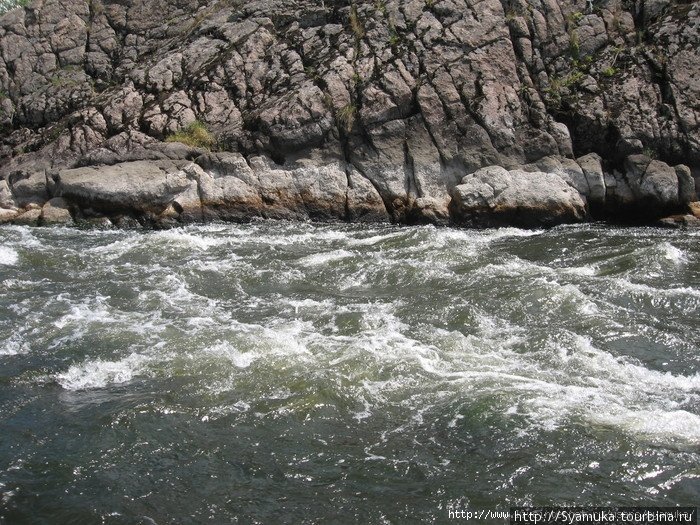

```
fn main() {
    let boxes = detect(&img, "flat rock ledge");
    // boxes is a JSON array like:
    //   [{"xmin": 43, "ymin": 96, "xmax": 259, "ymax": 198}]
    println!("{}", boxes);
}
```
[{"xmin": 0, "ymin": 151, "xmax": 697, "ymax": 229}]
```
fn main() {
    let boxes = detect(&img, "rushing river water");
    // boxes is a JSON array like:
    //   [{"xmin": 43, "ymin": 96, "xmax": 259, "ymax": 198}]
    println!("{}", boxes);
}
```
[{"xmin": 0, "ymin": 222, "xmax": 699, "ymax": 523}]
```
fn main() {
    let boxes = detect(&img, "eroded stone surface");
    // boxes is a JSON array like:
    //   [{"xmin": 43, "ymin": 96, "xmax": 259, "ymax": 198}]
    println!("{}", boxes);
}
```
[
  {"xmin": 0, "ymin": 0, "xmax": 697, "ymax": 227},
  {"xmin": 451, "ymin": 166, "xmax": 587, "ymax": 227},
  {"xmin": 40, "ymin": 197, "xmax": 73, "ymax": 225}
]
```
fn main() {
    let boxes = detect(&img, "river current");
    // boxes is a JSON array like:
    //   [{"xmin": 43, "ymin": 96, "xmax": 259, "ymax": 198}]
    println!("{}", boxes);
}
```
[{"xmin": 0, "ymin": 222, "xmax": 698, "ymax": 523}]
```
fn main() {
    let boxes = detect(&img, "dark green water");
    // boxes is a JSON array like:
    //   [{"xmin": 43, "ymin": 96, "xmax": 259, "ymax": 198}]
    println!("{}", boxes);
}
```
[{"xmin": 0, "ymin": 222, "xmax": 698, "ymax": 524}]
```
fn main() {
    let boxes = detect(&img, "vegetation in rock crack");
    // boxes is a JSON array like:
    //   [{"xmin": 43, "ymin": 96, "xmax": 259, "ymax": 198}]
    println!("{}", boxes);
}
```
[
  {"xmin": 349, "ymin": 4, "xmax": 364, "ymax": 39},
  {"xmin": 602, "ymin": 66, "xmax": 617, "ymax": 77},
  {"xmin": 165, "ymin": 121, "xmax": 215, "ymax": 150},
  {"xmin": 337, "ymin": 104, "xmax": 357, "ymax": 133}
]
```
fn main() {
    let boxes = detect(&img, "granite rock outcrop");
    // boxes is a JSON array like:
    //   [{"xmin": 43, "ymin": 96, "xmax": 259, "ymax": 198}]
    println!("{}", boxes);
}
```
[{"xmin": 0, "ymin": 0, "xmax": 697, "ymax": 227}]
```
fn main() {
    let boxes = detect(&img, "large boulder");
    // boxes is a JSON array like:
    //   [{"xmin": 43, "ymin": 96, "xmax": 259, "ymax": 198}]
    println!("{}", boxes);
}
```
[
  {"xmin": 623, "ymin": 155, "xmax": 693, "ymax": 215},
  {"xmin": 54, "ymin": 160, "xmax": 194, "ymax": 214},
  {"xmin": 0, "ymin": 179, "xmax": 18, "ymax": 210},
  {"xmin": 346, "ymin": 167, "xmax": 389, "ymax": 223},
  {"xmin": 8, "ymin": 170, "xmax": 49, "ymax": 207},
  {"xmin": 195, "ymin": 152, "xmax": 388, "ymax": 222},
  {"xmin": 576, "ymin": 153, "xmax": 606, "ymax": 207},
  {"xmin": 40, "ymin": 197, "xmax": 73, "ymax": 226},
  {"xmin": 450, "ymin": 166, "xmax": 587, "ymax": 227},
  {"xmin": 676, "ymin": 165, "xmax": 697, "ymax": 204},
  {"xmin": 13, "ymin": 208, "xmax": 42, "ymax": 226},
  {"xmin": 0, "ymin": 208, "xmax": 18, "ymax": 224}
]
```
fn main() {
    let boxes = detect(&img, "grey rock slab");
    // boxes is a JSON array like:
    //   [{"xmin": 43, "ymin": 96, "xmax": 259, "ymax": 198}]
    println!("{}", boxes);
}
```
[
  {"xmin": 13, "ymin": 208, "xmax": 42, "ymax": 226},
  {"xmin": 451, "ymin": 166, "xmax": 586, "ymax": 227},
  {"xmin": 56, "ymin": 160, "xmax": 192, "ymax": 213},
  {"xmin": 576, "ymin": 153, "xmax": 606, "ymax": 206},
  {"xmin": 41, "ymin": 197, "xmax": 73, "ymax": 225},
  {"xmin": 0, "ymin": 208, "xmax": 18, "ymax": 224}
]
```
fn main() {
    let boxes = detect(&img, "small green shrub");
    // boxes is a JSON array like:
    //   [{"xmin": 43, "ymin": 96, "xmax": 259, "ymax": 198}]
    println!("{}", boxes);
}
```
[
  {"xmin": 322, "ymin": 93, "xmax": 334, "ymax": 109},
  {"xmin": 337, "ymin": 104, "xmax": 357, "ymax": 133},
  {"xmin": 304, "ymin": 66, "xmax": 321, "ymax": 81},
  {"xmin": 388, "ymin": 30, "xmax": 400, "ymax": 47},
  {"xmin": 602, "ymin": 66, "xmax": 617, "ymax": 77},
  {"xmin": 544, "ymin": 70, "xmax": 585, "ymax": 107},
  {"xmin": 166, "ymin": 121, "xmax": 215, "ymax": 150},
  {"xmin": 642, "ymin": 147, "xmax": 657, "ymax": 159},
  {"xmin": 349, "ymin": 4, "xmax": 364, "ymax": 39},
  {"xmin": 375, "ymin": 0, "xmax": 387, "ymax": 16},
  {"xmin": 568, "ymin": 11, "xmax": 584, "ymax": 23},
  {"xmin": 569, "ymin": 30, "xmax": 580, "ymax": 59}
]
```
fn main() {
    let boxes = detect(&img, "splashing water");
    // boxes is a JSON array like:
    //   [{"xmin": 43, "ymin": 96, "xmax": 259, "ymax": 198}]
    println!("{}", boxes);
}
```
[{"xmin": 0, "ymin": 222, "xmax": 698, "ymax": 522}]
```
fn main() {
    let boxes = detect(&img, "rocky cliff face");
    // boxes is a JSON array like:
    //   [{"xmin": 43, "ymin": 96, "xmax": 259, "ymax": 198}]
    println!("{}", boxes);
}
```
[{"xmin": 0, "ymin": 0, "xmax": 698, "ymax": 227}]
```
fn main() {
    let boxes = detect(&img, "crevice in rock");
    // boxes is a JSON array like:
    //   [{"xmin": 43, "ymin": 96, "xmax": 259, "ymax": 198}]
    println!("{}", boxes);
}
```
[{"xmin": 403, "ymin": 139, "xmax": 419, "ymax": 199}]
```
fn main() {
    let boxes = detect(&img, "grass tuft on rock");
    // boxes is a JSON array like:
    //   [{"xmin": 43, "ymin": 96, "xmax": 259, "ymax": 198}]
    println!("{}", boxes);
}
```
[
  {"xmin": 337, "ymin": 104, "xmax": 357, "ymax": 133},
  {"xmin": 349, "ymin": 4, "xmax": 364, "ymax": 39},
  {"xmin": 165, "ymin": 121, "xmax": 215, "ymax": 150}
]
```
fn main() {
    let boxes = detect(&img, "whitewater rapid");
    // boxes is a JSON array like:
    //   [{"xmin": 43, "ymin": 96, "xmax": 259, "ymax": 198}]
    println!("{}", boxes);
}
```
[{"xmin": 1, "ymin": 222, "xmax": 698, "ymax": 521}]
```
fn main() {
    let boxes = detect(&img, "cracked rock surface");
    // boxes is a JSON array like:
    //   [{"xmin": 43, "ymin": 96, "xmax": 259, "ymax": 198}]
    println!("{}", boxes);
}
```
[{"xmin": 0, "ymin": 0, "xmax": 698, "ymax": 227}]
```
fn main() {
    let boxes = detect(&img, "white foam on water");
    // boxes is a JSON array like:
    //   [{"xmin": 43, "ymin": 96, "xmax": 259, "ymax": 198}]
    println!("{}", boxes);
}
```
[
  {"xmin": 184, "ymin": 257, "xmax": 242, "ymax": 273},
  {"xmin": 606, "ymin": 277, "xmax": 700, "ymax": 299},
  {"xmin": 57, "ymin": 297, "xmax": 169, "ymax": 337},
  {"xmin": 283, "ymin": 297, "xmax": 338, "ymax": 317},
  {"xmin": 476, "ymin": 256, "xmax": 551, "ymax": 278},
  {"xmin": 138, "ymin": 273, "xmax": 223, "ymax": 319},
  {"xmin": 5, "ymin": 222, "xmax": 698, "ymax": 454},
  {"xmin": 491, "ymin": 334, "xmax": 700, "ymax": 444},
  {"xmin": 239, "ymin": 228, "xmax": 351, "ymax": 248},
  {"xmin": 55, "ymin": 352, "xmax": 150, "ymax": 390},
  {"xmin": 0, "ymin": 246, "xmax": 18, "ymax": 266},
  {"xmin": 84, "ymin": 236, "xmax": 143, "ymax": 261},
  {"xmin": 1, "ymin": 277, "xmax": 50, "ymax": 290},
  {"xmin": 478, "ymin": 255, "xmax": 597, "ymax": 281},
  {"xmin": 0, "ymin": 333, "xmax": 30, "ymax": 355},
  {"xmin": 348, "ymin": 230, "xmax": 406, "ymax": 247},
  {"xmin": 152, "ymin": 229, "xmax": 226, "ymax": 250},
  {"xmin": 589, "ymin": 408, "xmax": 700, "ymax": 446},
  {"xmin": 205, "ymin": 341, "xmax": 258, "ymax": 368},
  {"xmin": 1, "ymin": 482, "xmax": 16, "ymax": 505},
  {"xmin": 332, "ymin": 306, "xmax": 700, "ymax": 447},
  {"xmin": 472, "ymin": 258, "xmax": 602, "ymax": 315},
  {"xmin": 2, "ymin": 225, "xmax": 43, "ymax": 248},
  {"xmin": 559, "ymin": 265, "xmax": 597, "ymax": 277},
  {"xmin": 257, "ymin": 319, "xmax": 313, "ymax": 358},
  {"xmin": 658, "ymin": 242, "xmax": 686, "ymax": 264},
  {"xmin": 477, "ymin": 227, "xmax": 544, "ymax": 242},
  {"xmin": 53, "ymin": 295, "xmax": 116, "ymax": 329},
  {"xmin": 186, "ymin": 320, "xmax": 315, "ymax": 390},
  {"xmin": 297, "ymin": 249, "xmax": 354, "ymax": 266}
]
